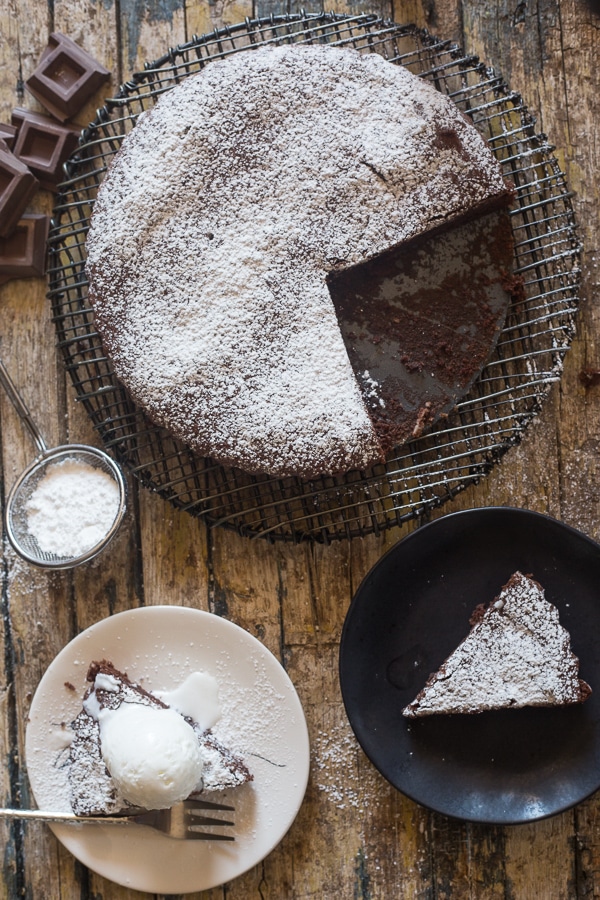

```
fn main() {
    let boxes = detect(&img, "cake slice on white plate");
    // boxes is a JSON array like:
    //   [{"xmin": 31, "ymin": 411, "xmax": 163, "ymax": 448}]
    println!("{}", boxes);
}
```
[
  {"xmin": 68, "ymin": 660, "xmax": 253, "ymax": 816},
  {"xmin": 403, "ymin": 571, "xmax": 591, "ymax": 718}
]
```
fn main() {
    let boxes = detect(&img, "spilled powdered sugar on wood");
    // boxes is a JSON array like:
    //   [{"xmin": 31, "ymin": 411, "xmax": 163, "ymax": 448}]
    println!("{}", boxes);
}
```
[{"xmin": 312, "ymin": 718, "xmax": 390, "ymax": 812}]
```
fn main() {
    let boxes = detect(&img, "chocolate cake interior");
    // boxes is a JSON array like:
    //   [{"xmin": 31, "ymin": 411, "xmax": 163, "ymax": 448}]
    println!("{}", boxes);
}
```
[{"xmin": 328, "ymin": 208, "xmax": 515, "ymax": 450}]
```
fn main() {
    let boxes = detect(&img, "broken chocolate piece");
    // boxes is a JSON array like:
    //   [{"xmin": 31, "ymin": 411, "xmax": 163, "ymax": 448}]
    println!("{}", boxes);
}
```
[
  {"xmin": 0, "ymin": 214, "xmax": 49, "ymax": 280},
  {"xmin": 0, "ymin": 123, "xmax": 18, "ymax": 150},
  {"xmin": 25, "ymin": 32, "xmax": 110, "ymax": 122},
  {"xmin": 12, "ymin": 108, "xmax": 79, "ymax": 191},
  {"xmin": 0, "ymin": 146, "xmax": 38, "ymax": 238}
]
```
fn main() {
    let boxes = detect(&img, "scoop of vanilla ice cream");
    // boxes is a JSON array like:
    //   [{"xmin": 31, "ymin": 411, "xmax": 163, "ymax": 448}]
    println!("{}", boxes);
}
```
[{"xmin": 99, "ymin": 703, "xmax": 204, "ymax": 809}]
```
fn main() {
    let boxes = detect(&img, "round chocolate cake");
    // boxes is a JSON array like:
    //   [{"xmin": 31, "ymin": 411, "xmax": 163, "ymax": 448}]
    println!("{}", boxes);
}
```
[{"xmin": 86, "ymin": 44, "xmax": 512, "ymax": 479}]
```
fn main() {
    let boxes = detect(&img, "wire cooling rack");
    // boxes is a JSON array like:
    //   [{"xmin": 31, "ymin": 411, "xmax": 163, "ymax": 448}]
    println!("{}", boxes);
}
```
[{"xmin": 47, "ymin": 12, "xmax": 581, "ymax": 543}]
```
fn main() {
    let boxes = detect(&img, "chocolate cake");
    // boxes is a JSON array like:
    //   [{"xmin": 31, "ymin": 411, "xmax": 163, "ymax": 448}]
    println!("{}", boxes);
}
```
[
  {"xmin": 86, "ymin": 43, "xmax": 513, "ymax": 479},
  {"xmin": 68, "ymin": 660, "xmax": 253, "ymax": 816},
  {"xmin": 403, "ymin": 572, "xmax": 591, "ymax": 717}
]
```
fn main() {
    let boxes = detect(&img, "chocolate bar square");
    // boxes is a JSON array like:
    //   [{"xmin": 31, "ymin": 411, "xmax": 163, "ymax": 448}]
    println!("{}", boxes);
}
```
[
  {"xmin": 0, "ymin": 123, "xmax": 18, "ymax": 150},
  {"xmin": 0, "ymin": 147, "xmax": 39, "ymax": 238},
  {"xmin": 12, "ymin": 108, "xmax": 79, "ymax": 191},
  {"xmin": 0, "ymin": 214, "xmax": 49, "ymax": 280},
  {"xmin": 26, "ymin": 32, "xmax": 110, "ymax": 122}
]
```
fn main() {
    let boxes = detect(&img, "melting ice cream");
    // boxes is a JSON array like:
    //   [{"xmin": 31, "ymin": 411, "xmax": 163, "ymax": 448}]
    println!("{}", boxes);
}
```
[
  {"xmin": 75, "ymin": 667, "xmax": 236, "ymax": 812},
  {"xmin": 98, "ymin": 703, "xmax": 204, "ymax": 809}
]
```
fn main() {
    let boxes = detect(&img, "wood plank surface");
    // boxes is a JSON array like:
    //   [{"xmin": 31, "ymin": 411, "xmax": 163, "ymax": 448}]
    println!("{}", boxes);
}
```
[{"xmin": 0, "ymin": 0, "xmax": 599, "ymax": 897}]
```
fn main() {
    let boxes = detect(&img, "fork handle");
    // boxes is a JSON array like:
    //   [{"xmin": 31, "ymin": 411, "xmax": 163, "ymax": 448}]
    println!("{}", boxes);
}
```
[{"xmin": 0, "ymin": 808, "xmax": 131, "ymax": 825}]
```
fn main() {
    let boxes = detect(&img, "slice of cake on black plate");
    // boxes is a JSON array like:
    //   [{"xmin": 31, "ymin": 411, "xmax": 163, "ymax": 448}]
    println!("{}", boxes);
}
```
[
  {"xmin": 403, "ymin": 571, "xmax": 591, "ymax": 718},
  {"xmin": 68, "ymin": 660, "xmax": 253, "ymax": 816}
]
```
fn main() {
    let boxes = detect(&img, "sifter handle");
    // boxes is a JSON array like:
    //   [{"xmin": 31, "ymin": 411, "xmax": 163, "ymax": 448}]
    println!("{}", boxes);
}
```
[{"xmin": 0, "ymin": 357, "xmax": 48, "ymax": 455}]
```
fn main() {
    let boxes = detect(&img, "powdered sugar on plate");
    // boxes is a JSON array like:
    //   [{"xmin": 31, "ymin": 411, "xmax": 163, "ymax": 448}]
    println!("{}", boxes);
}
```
[{"xmin": 25, "ymin": 606, "xmax": 310, "ymax": 895}]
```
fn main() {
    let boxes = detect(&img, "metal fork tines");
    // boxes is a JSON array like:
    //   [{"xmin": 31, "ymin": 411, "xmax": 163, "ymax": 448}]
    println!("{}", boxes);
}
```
[
  {"xmin": 131, "ymin": 799, "xmax": 236, "ymax": 841},
  {"xmin": 0, "ymin": 799, "xmax": 235, "ymax": 841}
]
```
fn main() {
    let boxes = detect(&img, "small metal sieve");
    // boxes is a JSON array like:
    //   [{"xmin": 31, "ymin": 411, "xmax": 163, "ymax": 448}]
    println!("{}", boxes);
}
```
[{"xmin": 0, "ymin": 358, "xmax": 127, "ymax": 569}]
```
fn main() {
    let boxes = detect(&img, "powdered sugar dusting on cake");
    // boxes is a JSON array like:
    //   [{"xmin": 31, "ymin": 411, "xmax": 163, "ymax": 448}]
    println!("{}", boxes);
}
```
[
  {"xmin": 86, "ymin": 44, "xmax": 508, "ymax": 478},
  {"xmin": 68, "ymin": 662, "xmax": 253, "ymax": 815},
  {"xmin": 403, "ymin": 571, "xmax": 591, "ymax": 717}
]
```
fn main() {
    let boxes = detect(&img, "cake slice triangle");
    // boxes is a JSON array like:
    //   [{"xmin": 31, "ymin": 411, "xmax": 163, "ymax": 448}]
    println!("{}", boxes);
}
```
[
  {"xmin": 68, "ymin": 660, "xmax": 253, "ymax": 816},
  {"xmin": 403, "ymin": 571, "xmax": 591, "ymax": 718}
]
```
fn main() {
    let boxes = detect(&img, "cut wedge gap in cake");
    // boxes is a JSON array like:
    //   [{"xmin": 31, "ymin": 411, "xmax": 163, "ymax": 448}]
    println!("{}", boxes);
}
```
[
  {"xmin": 328, "ymin": 206, "xmax": 517, "ymax": 451},
  {"xmin": 402, "ymin": 571, "xmax": 591, "ymax": 718}
]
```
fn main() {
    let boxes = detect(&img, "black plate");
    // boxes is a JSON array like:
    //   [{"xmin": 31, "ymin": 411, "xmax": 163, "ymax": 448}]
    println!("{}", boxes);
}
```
[{"xmin": 339, "ymin": 507, "xmax": 600, "ymax": 824}]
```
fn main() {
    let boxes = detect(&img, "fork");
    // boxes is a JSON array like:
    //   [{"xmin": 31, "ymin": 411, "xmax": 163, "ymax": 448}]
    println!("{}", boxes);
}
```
[{"xmin": 0, "ymin": 799, "xmax": 235, "ymax": 841}]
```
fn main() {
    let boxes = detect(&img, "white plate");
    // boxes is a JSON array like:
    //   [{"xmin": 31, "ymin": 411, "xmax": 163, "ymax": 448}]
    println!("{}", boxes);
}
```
[{"xmin": 26, "ymin": 606, "xmax": 310, "ymax": 894}]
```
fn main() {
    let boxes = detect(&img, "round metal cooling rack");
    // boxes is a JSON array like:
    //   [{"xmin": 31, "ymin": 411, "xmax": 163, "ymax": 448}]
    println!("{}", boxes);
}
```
[{"xmin": 47, "ymin": 12, "xmax": 581, "ymax": 544}]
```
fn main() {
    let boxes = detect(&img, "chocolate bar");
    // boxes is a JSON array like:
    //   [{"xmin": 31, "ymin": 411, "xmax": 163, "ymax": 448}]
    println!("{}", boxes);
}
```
[
  {"xmin": 0, "ymin": 123, "xmax": 18, "ymax": 150},
  {"xmin": 12, "ymin": 108, "xmax": 79, "ymax": 191},
  {"xmin": 0, "ymin": 214, "xmax": 49, "ymax": 281},
  {"xmin": 26, "ymin": 32, "xmax": 110, "ymax": 122},
  {"xmin": 0, "ymin": 146, "xmax": 39, "ymax": 238}
]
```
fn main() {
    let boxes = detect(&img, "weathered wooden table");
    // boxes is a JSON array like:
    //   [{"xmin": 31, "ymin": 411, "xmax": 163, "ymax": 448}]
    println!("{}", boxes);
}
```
[{"xmin": 1, "ymin": 0, "xmax": 599, "ymax": 897}]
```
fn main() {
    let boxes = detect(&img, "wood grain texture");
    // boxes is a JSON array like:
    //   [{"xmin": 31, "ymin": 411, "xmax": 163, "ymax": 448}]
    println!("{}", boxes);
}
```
[{"xmin": 0, "ymin": 0, "xmax": 599, "ymax": 897}]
